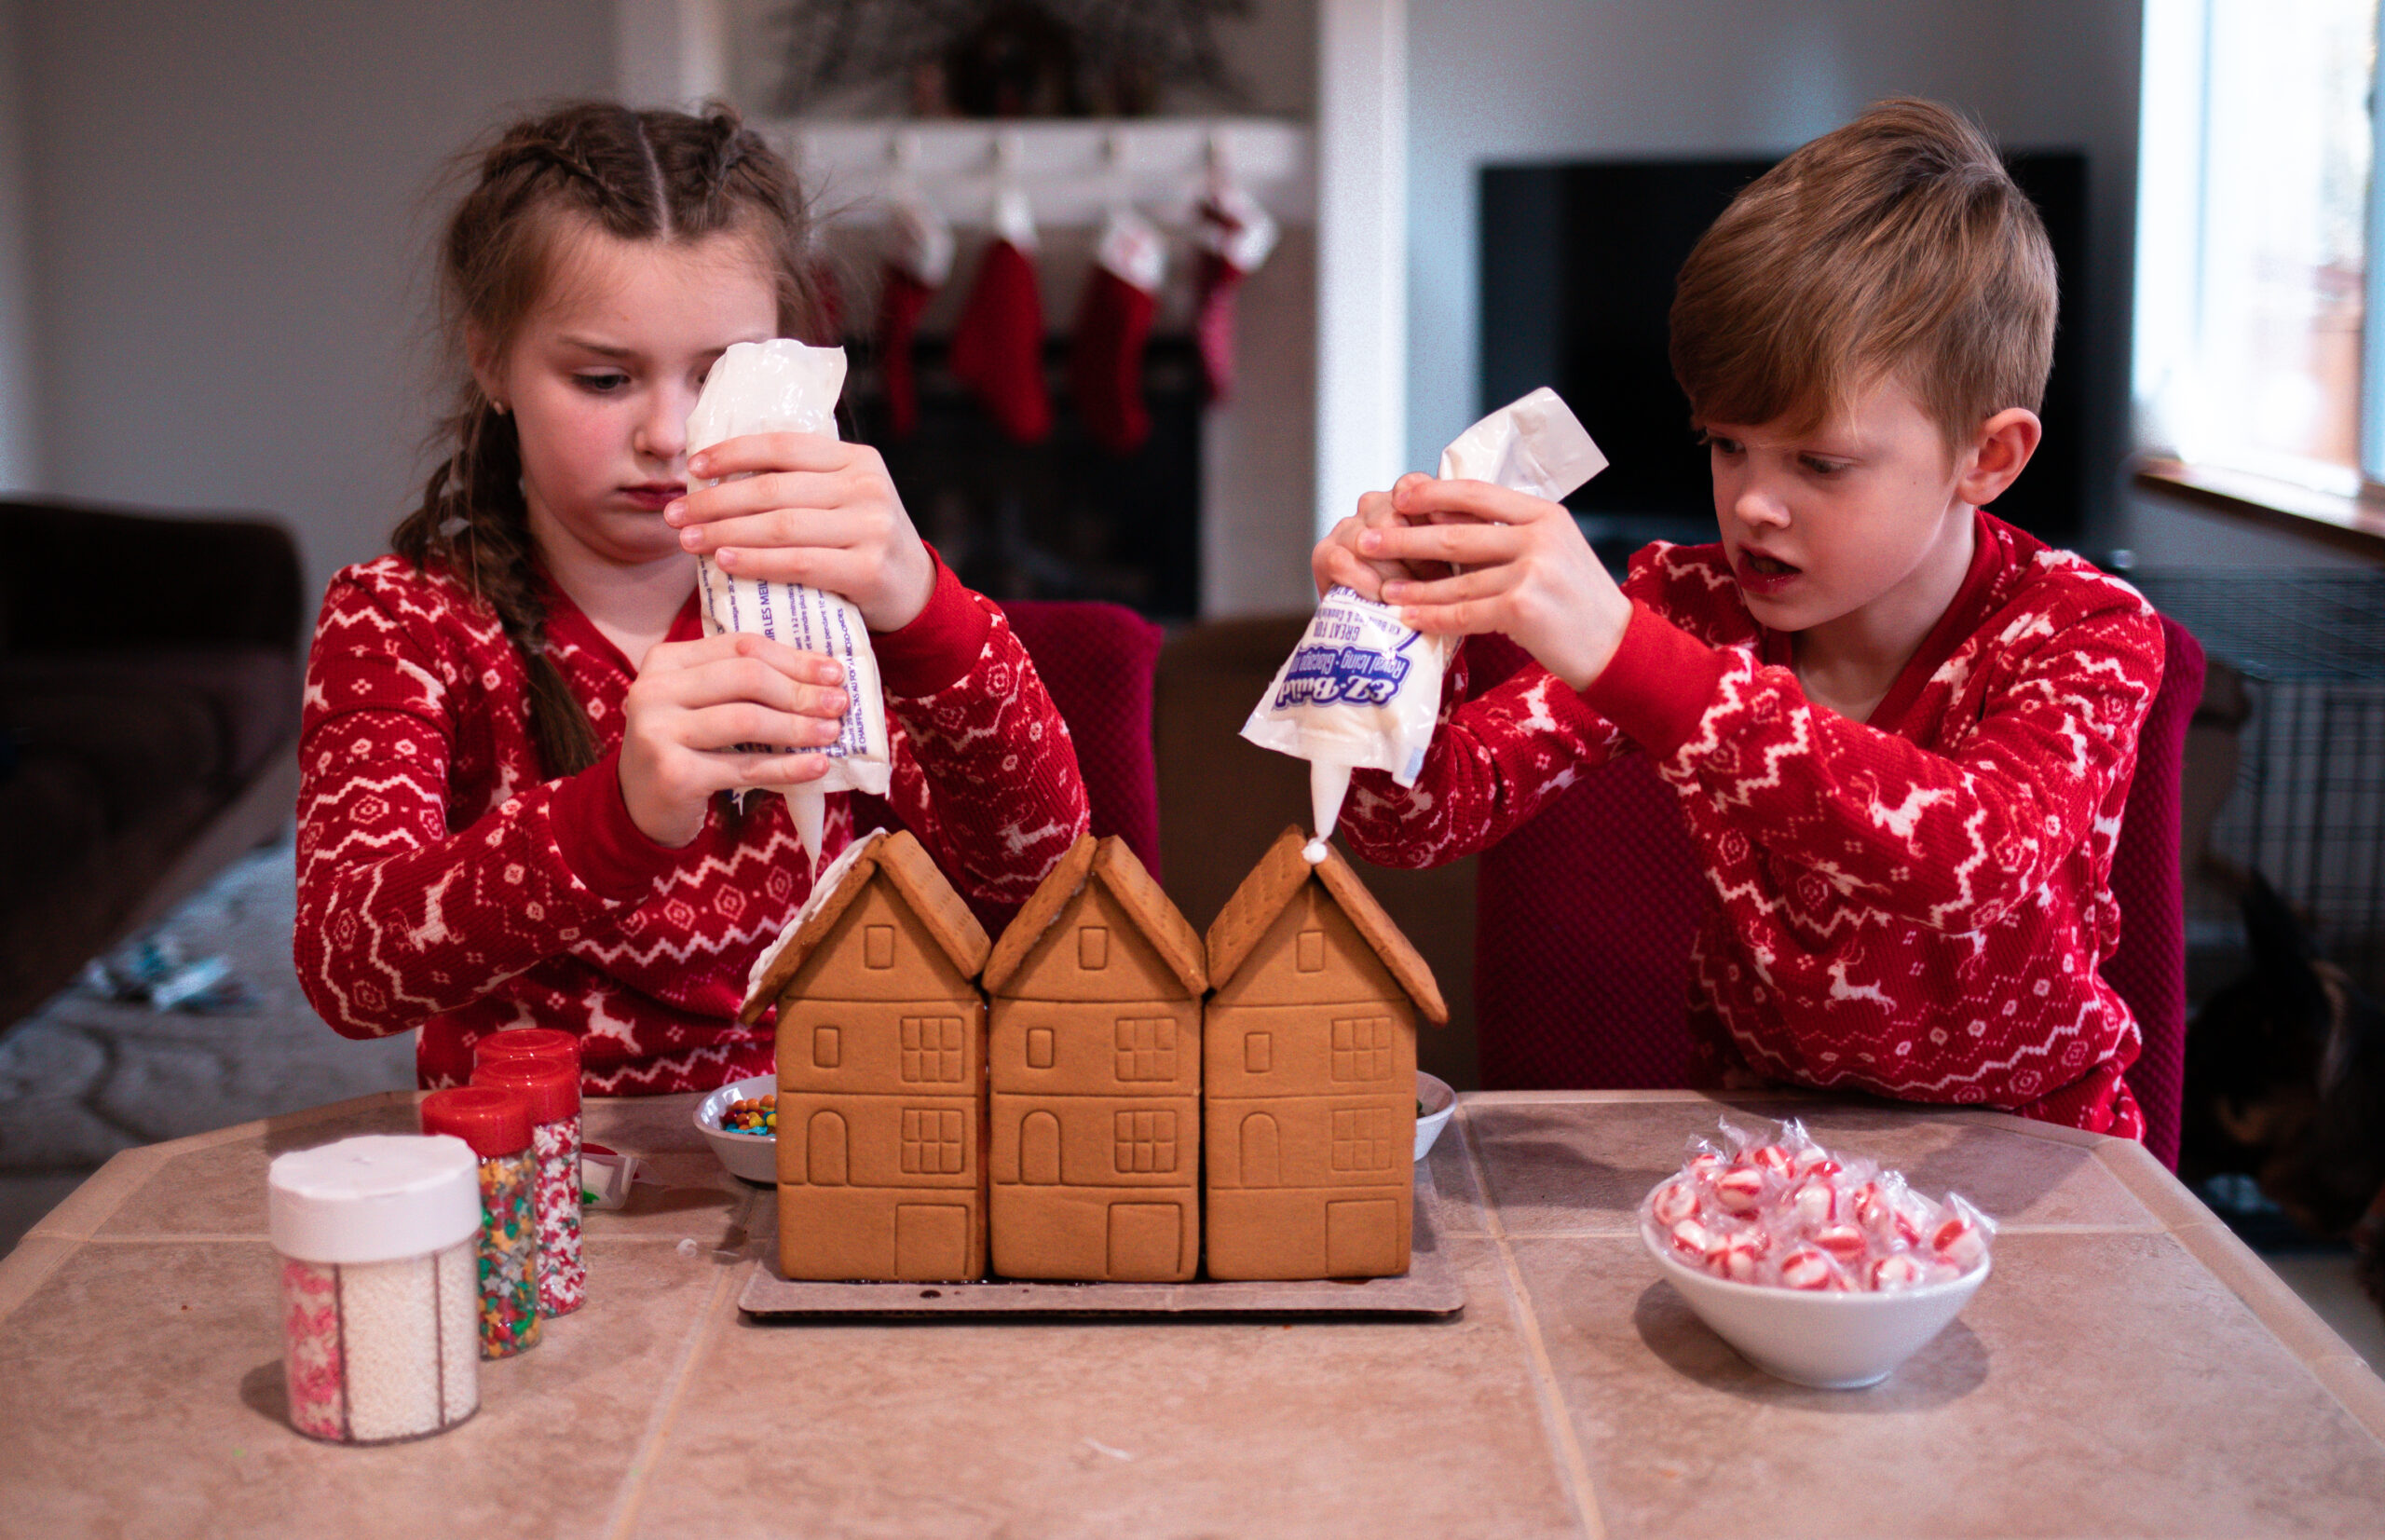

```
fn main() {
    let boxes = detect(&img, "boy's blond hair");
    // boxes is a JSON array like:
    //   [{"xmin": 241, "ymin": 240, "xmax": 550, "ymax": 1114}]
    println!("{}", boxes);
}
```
[{"xmin": 1669, "ymin": 98, "xmax": 2056, "ymax": 449}]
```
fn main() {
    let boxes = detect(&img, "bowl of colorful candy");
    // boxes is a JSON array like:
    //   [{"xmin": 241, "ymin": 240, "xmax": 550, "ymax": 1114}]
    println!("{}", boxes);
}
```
[
  {"xmin": 695, "ymin": 1074, "xmax": 779, "ymax": 1184},
  {"xmin": 1639, "ymin": 1119, "xmax": 1994, "ymax": 1388}
]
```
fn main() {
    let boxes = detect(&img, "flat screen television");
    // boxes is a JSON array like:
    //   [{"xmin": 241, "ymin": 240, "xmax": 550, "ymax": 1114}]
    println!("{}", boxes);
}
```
[{"xmin": 1479, "ymin": 153, "xmax": 2089, "ymax": 552}]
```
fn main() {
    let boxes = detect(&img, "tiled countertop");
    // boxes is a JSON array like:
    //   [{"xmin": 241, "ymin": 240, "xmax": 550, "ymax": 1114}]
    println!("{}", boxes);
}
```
[{"xmin": 5, "ymin": 1088, "xmax": 2382, "ymax": 1538}]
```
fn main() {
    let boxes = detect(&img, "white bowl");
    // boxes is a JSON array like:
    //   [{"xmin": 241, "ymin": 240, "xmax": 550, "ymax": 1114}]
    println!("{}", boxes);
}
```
[
  {"xmin": 702, "ymin": 1070, "xmax": 1455, "ymax": 1178},
  {"xmin": 695, "ymin": 1073, "xmax": 779, "ymax": 1184},
  {"xmin": 1641, "ymin": 1221, "xmax": 1989, "ymax": 1388},
  {"xmin": 1415, "ymin": 1071, "xmax": 1455, "ymax": 1161}
]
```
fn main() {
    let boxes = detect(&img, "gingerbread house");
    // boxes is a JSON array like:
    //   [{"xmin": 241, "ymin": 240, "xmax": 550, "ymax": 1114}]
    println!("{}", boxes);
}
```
[
  {"xmin": 981, "ymin": 834, "xmax": 1207, "ymax": 1281},
  {"xmin": 1201, "ymin": 826, "xmax": 1448, "ymax": 1280},
  {"xmin": 740, "ymin": 828, "xmax": 993, "ymax": 1282}
]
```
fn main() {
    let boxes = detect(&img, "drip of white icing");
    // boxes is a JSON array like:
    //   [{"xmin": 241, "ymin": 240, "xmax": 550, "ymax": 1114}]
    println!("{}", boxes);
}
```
[
  {"xmin": 787, "ymin": 784, "xmax": 825, "ymax": 880},
  {"xmin": 1309, "ymin": 760, "xmax": 1352, "ymax": 848}
]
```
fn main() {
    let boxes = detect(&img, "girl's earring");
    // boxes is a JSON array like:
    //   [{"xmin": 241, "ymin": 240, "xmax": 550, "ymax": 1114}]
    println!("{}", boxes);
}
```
[{"xmin": 492, "ymin": 400, "xmax": 511, "ymax": 416}]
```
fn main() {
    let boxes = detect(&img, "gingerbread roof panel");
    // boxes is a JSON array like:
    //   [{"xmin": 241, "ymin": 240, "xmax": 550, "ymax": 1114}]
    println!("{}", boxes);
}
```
[
  {"xmin": 981, "ymin": 834, "xmax": 1098, "ymax": 994},
  {"xmin": 739, "ymin": 830, "xmax": 884, "ymax": 1023},
  {"xmin": 984, "ymin": 835, "xmax": 1206, "ymax": 998},
  {"xmin": 1313, "ymin": 845, "xmax": 1448, "ymax": 1025},
  {"xmin": 1089, "ymin": 836, "xmax": 1206, "ymax": 995},
  {"xmin": 736, "ymin": 828, "xmax": 990, "ymax": 1023},
  {"xmin": 874, "ymin": 827, "xmax": 994, "ymax": 979},
  {"xmin": 1204, "ymin": 825, "xmax": 1320, "ymax": 989},
  {"xmin": 1204, "ymin": 825, "xmax": 1448, "ymax": 1024}
]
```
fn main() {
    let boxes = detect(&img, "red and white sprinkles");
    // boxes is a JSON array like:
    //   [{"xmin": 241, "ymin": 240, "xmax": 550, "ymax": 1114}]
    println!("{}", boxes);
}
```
[{"xmin": 1642, "ymin": 1119, "xmax": 1995, "ymax": 1293}]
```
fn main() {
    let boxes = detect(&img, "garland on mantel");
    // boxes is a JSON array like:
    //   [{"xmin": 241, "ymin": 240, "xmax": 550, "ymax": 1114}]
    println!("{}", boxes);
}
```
[{"xmin": 770, "ymin": 0, "xmax": 1253, "ymax": 118}]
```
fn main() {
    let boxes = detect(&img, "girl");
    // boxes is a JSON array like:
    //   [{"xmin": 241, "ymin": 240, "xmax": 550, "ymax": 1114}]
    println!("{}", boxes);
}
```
[{"xmin": 295, "ymin": 102, "xmax": 1090, "ymax": 1094}]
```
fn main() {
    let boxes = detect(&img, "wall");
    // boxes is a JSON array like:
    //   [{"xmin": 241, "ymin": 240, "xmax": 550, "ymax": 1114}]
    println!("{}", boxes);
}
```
[
  {"xmin": 2119, "ymin": 489, "xmax": 2379, "ymax": 571},
  {"xmin": 0, "ymin": 0, "xmax": 34, "ymax": 492},
  {"xmin": 1405, "ymin": 0, "xmax": 2145, "ymax": 549},
  {"xmin": 705, "ymin": 0, "xmax": 1321, "ymax": 618},
  {"xmin": 10, "ymin": 0, "xmax": 613, "ymax": 605}
]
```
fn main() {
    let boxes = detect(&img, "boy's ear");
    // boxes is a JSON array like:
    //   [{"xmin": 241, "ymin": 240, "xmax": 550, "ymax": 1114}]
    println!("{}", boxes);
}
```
[{"xmin": 1958, "ymin": 408, "xmax": 2042, "ymax": 508}]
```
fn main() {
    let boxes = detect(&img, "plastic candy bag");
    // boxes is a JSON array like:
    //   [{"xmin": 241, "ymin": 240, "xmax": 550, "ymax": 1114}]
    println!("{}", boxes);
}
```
[
  {"xmin": 1242, "ymin": 388, "xmax": 1608, "ymax": 860},
  {"xmin": 684, "ymin": 339, "xmax": 892, "ymax": 875}
]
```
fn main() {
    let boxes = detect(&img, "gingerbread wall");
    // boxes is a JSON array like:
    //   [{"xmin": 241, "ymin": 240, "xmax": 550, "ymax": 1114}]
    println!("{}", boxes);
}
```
[
  {"xmin": 1205, "ymin": 879, "xmax": 1419, "ymax": 1281},
  {"xmin": 987, "ymin": 841, "xmax": 1206, "ymax": 1281},
  {"xmin": 773, "ymin": 877, "xmax": 990, "ymax": 1282}
]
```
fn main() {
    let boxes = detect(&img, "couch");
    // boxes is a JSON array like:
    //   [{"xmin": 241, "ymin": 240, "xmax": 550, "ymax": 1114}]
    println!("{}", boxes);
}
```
[{"xmin": 0, "ymin": 499, "xmax": 304, "ymax": 1028}]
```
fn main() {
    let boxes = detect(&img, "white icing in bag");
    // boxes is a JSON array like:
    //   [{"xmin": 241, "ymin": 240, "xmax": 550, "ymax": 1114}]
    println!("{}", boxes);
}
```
[
  {"xmin": 1244, "ymin": 388, "xmax": 1609, "ymax": 844},
  {"xmin": 684, "ymin": 340, "xmax": 893, "ymax": 876}
]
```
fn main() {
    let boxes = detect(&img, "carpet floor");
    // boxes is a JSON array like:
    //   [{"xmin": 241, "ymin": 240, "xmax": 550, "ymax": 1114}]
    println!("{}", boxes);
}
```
[{"xmin": 0, "ymin": 835, "xmax": 414, "ymax": 1251}]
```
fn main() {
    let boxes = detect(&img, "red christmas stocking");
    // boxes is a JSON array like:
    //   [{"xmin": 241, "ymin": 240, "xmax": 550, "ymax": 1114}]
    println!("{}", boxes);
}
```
[
  {"xmin": 807, "ymin": 259, "xmax": 846, "ymax": 346},
  {"xmin": 877, "ymin": 269, "xmax": 935, "ymax": 438},
  {"xmin": 875, "ymin": 194, "xmax": 952, "ymax": 439},
  {"xmin": 949, "ymin": 188, "xmax": 1051, "ymax": 444},
  {"xmin": 1193, "ymin": 181, "xmax": 1279, "ymax": 404},
  {"xmin": 1070, "ymin": 209, "xmax": 1165, "ymax": 456}
]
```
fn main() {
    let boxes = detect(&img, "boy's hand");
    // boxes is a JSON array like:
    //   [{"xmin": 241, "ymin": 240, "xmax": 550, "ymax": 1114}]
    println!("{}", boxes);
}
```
[
  {"xmin": 616, "ymin": 632, "xmax": 849, "ymax": 848},
  {"xmin": 665, "ymin": 433, "xmax": 937, "ymax": 634},
  {"xmin": 1365, "ymin": 472, "xmax": 1632, "ymax": 691},
  {"xmin": 1312, "ymin": 486, "xmax": 1444, "ymax": 600}
]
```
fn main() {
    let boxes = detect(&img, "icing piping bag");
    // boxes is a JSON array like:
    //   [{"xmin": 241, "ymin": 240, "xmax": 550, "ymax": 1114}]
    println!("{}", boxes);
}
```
[
  {"xmin": 685, "ymin": 339, "xmax": 893, "ymax": 877},
  {"xmin": 1243, "ymin": 388, "xmax": 1607, "ymax": 859}
]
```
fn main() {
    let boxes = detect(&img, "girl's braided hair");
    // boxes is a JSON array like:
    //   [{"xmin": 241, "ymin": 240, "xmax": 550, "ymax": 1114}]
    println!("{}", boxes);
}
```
[{"xmin": 393, "ymin": 102, "xmax": 825, "ymax": 778}]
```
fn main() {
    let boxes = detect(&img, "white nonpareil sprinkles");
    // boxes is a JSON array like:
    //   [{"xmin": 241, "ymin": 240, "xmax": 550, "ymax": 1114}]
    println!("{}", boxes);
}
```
[{"xmin": 268, "ymin": 1134, "xmax": 483, "ymax": 1444}]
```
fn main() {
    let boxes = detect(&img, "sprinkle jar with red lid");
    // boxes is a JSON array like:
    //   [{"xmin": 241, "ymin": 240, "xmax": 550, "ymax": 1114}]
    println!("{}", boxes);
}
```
[
  {"xmin": 470, "ymin": 1056, "xmax": 586, "ymax": 1315},
  {"xmin": 420, "ymin": 1086, "xmax": 542, "ymax": 1358},
  {"xmin": 472, "ymin": 1028, "xmax": 580, "ymax": 1073}
]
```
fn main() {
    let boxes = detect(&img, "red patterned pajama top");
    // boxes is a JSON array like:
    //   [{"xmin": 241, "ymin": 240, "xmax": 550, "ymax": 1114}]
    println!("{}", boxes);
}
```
[
  {"xmin": 1337, "ymin": 511, "xmax": 2164, "ymax": 1137},
  {"xmin": 295, "ymin": 552, "xmax": 1089, "ymax": 1095}
]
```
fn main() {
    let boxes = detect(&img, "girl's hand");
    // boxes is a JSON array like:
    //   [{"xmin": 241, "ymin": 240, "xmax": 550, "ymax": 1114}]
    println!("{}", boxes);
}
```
[
  {"xmin": 666, "ymin": 433, "xmax": 937, "ymax": 633},
  {"xmin": 1312, "ymin": 484, "xmax": 1443, "ymax": 600},
  {"xmin": 616, "ymin": 632, "xmax": 851, "ymax": 848},
  {"xmin": 1364, "ymin": 472, "xmax": 1632, "ymax": 690}
]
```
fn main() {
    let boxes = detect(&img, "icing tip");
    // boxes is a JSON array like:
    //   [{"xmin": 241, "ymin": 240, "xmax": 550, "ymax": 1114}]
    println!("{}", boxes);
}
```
[{"xmin": 1302, "ymin": 838, "xmax": 1329, "ymax": 865}]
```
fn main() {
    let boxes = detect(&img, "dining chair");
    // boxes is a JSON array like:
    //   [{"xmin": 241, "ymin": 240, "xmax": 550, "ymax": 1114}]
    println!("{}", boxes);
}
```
[
  {"xmin": 1469, "ymin": 612, "xmax": 2208, "ymax": 1169},
  {"xmin": 1000, "ymin": 597, "xmax": 1165, "ymax": 877},
  {"xmin": 853, "ymin": 597, "xmax": 1165, "ymax": 934}
]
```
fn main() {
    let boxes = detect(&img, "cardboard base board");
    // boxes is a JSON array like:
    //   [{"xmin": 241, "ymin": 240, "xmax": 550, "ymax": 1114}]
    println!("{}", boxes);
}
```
[{"xmin": 738, "ymin": 1164, "xmax": 1465, "ymax": 1318}]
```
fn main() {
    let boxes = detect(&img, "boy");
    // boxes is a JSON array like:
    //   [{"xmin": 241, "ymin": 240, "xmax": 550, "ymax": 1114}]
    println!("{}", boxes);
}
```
[{"xmin": 1317, "ymin": 99, "xmax": 2163, "ymax": 1138}]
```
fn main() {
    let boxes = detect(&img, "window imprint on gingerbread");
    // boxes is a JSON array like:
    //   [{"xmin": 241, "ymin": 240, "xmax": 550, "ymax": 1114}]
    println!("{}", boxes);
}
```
[
  {"xmin": 1113, "ymin": 1016, "xmax": 1177, "ymax": 1081},
  {"xmin": 863, "ymin": 923, "xmax": 895, "ymax": 969},
  {"xmin": 1077, "ymin": 925, "xmax": 1109, "ymax": 969},
  {"xmin": 902, "ymin": 1107, "xmax": 965, "ymax": 1174},
  {"xmin": 1113, "ymin": 1109, "xmax": 1179, "ymax": 1173},
  {"xmin": 1330, "ymin": 1015, "xmax": 1395, "ymax": 1082},
  {"xmin": 902, "ymin": 1015, "xmax": 965, "ymax": 1083},
  {"xmin": 1244, "ymin": 1031, "xmax": 1272, "ymax": 1073},
  {"xmin": 1025, "ymin": 1027, "xmax": 1055, "ymax": 1069},
  {"xmin": 1295, "ymin": 928, "xmax": 1326, "ymax": 972},
  {"xmin": 1330, "ymin": 1107, "xmax": 1395, "ymax": 1171},
  {"xmin": 812, "ymin": 1025, "xmax": 840, "ymax": 1069}
]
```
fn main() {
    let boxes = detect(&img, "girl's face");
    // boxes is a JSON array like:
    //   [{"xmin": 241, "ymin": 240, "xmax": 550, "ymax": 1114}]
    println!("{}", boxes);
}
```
[{"xmin": 480, "ymin": 225, "xmax": 778, "ymax": 574}]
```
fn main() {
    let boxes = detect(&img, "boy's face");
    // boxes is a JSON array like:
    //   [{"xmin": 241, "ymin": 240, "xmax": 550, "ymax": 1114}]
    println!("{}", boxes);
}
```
[{"xmin": 1701, "ymin": 375, "xmax": 1979, "ymax": 636}]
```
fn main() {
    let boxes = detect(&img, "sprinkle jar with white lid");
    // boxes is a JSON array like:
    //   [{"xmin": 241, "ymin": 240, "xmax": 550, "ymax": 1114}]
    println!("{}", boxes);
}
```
[{"xmin": 269, "ymin": 1134, "xmax": 482, "ymax": 1444}]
